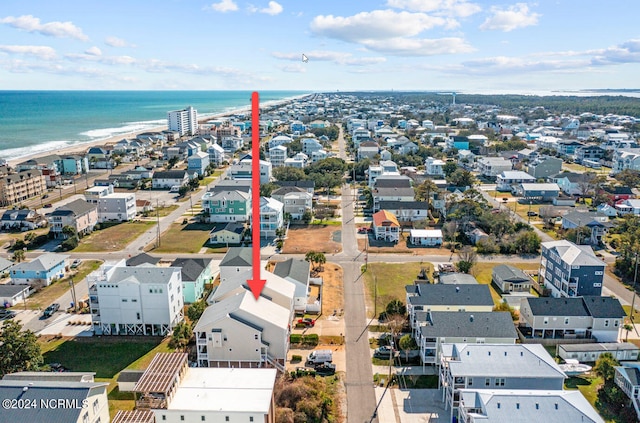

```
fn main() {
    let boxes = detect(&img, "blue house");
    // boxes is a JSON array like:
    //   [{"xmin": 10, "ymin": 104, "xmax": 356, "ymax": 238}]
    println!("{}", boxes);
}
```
[
  {"xmin": 447, "ymin": 136, "xmax": 470, "ymax": 150},
  {"xmin": 187, "ymin": 151, "xmax": 210, "ymax": 176},
  {"xmin": 61, "ymin": 155, "xmax": 88, "ymax": 175},
  {"xmin": 170, "ymin": 257, "xmax": 214, "ymax": 303},
  {"xmin": 10, "ymin": 253, "xmax": 69, "ymax": 287}
]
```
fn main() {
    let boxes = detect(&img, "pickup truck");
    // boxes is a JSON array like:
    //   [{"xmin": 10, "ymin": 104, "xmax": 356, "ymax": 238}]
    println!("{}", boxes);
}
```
[{"xmin": 43, "ymin": 303, "xmax": 60, "ymax": 318}]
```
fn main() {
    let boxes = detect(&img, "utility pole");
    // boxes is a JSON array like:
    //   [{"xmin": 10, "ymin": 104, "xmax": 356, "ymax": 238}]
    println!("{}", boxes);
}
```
[
  {"xmin": 156, "ymin": 199, "xmax": 161, "ymax": 248},
  {"xmin": 69, "ymin": 276, "xmax": 78, "ymax": 313},
  {"xmin": 631, "ymin": 252, "xmax": 639, "ymax": 321}
]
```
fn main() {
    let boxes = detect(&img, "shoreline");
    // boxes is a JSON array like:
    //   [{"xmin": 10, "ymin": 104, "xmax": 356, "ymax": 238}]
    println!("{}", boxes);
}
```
[{"xmin": 6, "ymin": 93, "xmax": 311, "ymax": 168}]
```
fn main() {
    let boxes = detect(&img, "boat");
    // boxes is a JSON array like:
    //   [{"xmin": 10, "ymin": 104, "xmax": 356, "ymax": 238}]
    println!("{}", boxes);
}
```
[{"xmin": 559, "ymin": 359, "xmax": 592, "ymax": 376}]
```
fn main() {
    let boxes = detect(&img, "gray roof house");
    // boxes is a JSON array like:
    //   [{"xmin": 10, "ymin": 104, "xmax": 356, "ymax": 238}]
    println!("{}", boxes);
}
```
[
  {"xmin": 492, "ymin": 265, "xmax": 532, "ymax": 293},
  {"xmin": 438, "ymin": 273, "xmax": 478, "ymax": 285},
  {"xmin": 0, "ymin": 377, "xmax": 110, "ymax": 423},
  {"xmin": 440, "ymin": 343, "xmax": 566, "ymax": 420},
  {"xmin": 273, "ymin": 258, "xmax": 312, "ymax": 312},
  {"xmin": 519, "ymin": 296, "xmax": 625, "ymax": 343},
  {"xmin": 406, "ymin": 284, "xmax": 494, "ymax": 332},
  {"xmin": 125, "ymin": 252, "xmax": 161, "ymax": 267},
  {"xmin": 416, "ymin": 311, "xmax": 517, "ymax": 365},
  {"xmin": 457, "ymin": 390, "xmax": 603, "ymax": 423},
  {"xmin": 539, "ymin": 240, "xmax": 605, "ymax": 297}
]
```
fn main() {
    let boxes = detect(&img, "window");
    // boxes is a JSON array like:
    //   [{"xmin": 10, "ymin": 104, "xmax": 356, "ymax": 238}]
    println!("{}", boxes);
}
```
[
  {"xmin": 604, "ymin": 320, "xmax": 609, "ymax": 327},
  {"xmin": 485, "ymin": 378, "xmax": 491, "ymax": 387},
  {"xmin": 467, "ymin": 378, "xmax": 473, "ymax": 387},
  {"xmin": 595, "ymin": 271, "xmax": 603, "ymax": 275},
  {"xmin": 93, "ymin": 399, "xmax": 99, "ymax": 414},
  {"xmin": 202, "ymin": 417, "xmax": 206, "ymax": 421},
  {"xmin": 122, "ymin": 299, "xmax": 127, "ymax": 302},
  {"xmin": 250, "ymin": 418, "xmax": 254, "ymax": 422},
  {"xmin": 162, "ymin": 416, "xmax": 166, "ymax": 421},
  {"xmin": 226, "ymin": 417, "xmax": 230, "ymax": 422},
  {"xmin": 495, "ymin": 378, "xmax": 505, "ymax": 387},
  {"xmin": 180, "ymin": 416, "xmax": 185, "ymax": 421},
  {"xmin": 136, "ymin": 313, "xmax": 141, "ymax": 320}
]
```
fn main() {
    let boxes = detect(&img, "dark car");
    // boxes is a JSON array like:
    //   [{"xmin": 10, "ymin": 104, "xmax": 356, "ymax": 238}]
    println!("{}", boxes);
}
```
[
  {"xmin": 357, "ymin": 227, "xmax": 367, "ymax": 234},
  {"xmin": 314, "ymin": 363, "xmax": 336, "ymax": 376},
  {"xmin": 527, "ymin": 211, "xmax": 538, "ymax": 216},
  {"xmin": 43, "ymin": 303, "xmax": 60, "ymax": 318},
  {"xmin": 373, "ymin": 346, "xmax": 394, "ymax": 359},
  {"xmin": 0, "ymin": 309, "xmax": 16, "ymax": 320},
  {"xmin": 43, "ymin": 203, "xmax": 53, "ymax": 208}
]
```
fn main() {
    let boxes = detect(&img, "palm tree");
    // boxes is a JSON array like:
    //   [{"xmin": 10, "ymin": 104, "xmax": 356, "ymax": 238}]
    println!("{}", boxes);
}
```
[
  {"xmin": 13, "ymin": 249, "xmax": 25, "ymax": 263},
  {"xmin": 624, "ymin": 323, "xmax": 634, "ymax": 342}
]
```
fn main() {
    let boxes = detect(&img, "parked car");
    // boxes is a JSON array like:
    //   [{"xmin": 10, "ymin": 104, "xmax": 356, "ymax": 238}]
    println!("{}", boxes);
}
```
[
  {"xmin": 297, "ymin": 317, "xmax": 315, "ymax": 328},
  {"xmin": 0, "ymin": 309, "xmax": 16, "ymax": 320},
  {"xmin": 357, "ymin": 227, "xmax": 367, "ymax": 234},
  {"xmin": 71, "ymin": 259, "xmax": 82, "ymax": 268},
  {"xmin": 43, "ymin": 303, "xmax": 60, "ymax": 318},
  {"xmin": 527, "ymin": 211, "xmax": 537, "ymax": 216},
  {"xmin": 314, "ymin": 363, "xmax": 336, "ymax": 376},
  {"xmin": 43, "ymin": 203, "xmax": 53, "ymax": 208},
  {"xmin": 373, "ymin": 346, "xmax": 394, "ymax": 359}
]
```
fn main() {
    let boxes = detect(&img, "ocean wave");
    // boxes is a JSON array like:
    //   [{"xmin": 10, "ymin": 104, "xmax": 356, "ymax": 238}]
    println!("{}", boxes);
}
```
[
  {"xmin": 0, "ymin": 140, "xmax": 78, "ymax": 161},
  {"xmin": 80, "ymin": 119, "xmax": 166, "ymax": 139}
]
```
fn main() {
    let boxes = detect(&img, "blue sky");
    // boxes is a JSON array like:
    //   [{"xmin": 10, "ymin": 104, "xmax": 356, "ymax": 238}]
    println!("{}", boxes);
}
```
[{"xmin": 1, "ymin": 0, "xmax": 639, "ymax": 92}]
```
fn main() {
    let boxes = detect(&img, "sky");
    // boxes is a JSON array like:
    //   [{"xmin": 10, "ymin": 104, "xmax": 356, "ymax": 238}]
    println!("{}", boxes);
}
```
[{"xmin": 0, "ymin": 0, "xmax": 639, "ymax": 93}]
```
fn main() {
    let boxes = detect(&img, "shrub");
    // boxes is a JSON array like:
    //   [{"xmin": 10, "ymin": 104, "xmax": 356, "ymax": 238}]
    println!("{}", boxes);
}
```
[
  {"xmin": 302, "ymin": 334, "xmax": 319, "ymax": 346},
  {"xmin": 60, "ymin": 236, "xmax": 78, "ymax": 251},
  {"xmin": 290, "ymin": 334, "xmax": 302, "ymax": 344},
  {"xmin": 291, "ymin": 355, "xmax": 302, "ymax": 363}
]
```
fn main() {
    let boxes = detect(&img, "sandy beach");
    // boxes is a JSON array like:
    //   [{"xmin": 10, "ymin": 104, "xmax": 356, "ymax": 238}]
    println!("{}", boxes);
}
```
[{"xmin": 6, "ymin": 94, "xmax": 308, "ymax": 168}]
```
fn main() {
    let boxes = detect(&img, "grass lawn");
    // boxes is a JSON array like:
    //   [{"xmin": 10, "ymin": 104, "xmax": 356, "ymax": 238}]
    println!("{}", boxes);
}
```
[
  {"xmin": 39, "ymin": 336, "xmax": 174, "ymax": 420},
  {"xmin": 471, "ymin": 261, "xmax": 539, "ymax": 305},
  {"xmin": 565, "ymin": 375, "xmax": 603, "ymax": 414},
  {"xmin": 42, "ymin": 337, "xmax": 166, "ymax": 378},
  {"xmin": 363, "ymin": 262, "xmax": 434, "ymax": 318},
  {"xmin": 17, "ymin": 260, "xmax": 102, "ymax": 310},
  {"xmin": 151, "ymin": 222, "xmax": 215, "ymax": 254},
  {"xmin": 74, "ymin": 221, "xmax": 155, "ymax": 252}
]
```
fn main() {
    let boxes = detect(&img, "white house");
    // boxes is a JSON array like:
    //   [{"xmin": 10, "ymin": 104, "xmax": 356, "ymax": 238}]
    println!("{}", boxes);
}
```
[
  {"xmin": 230, "ymin": 159, "xmax": 272, "ymax": 184},
  {"xmin": 207, "ymin": 142, "xmax": 226, "ymax": 167},
  {"xmin": 425, "ymin": 157, "xmax": 445, "ymax": 176},
  {"xmin": 259, "ymin": 196, "xmax": 284, "ymax": 238},
  {"xmin": 273, "ymin": 258, "xmax": 312, "ymax": 313},
  {"xmin": 615, "ymin": 199, "xmax": 640, "ymax": 216},
  {"xmin": 477, "ymin": 157, "xmax": 512, "ymax": 177},
  {"xmin": 152, "ymin": 170, "xmax": 189, "ymax": 189},
  {"xmin": 84, "ymin": 184, "xmax": 114, "ymax": 203},
  {"xmin": 194, "ymin": 291, "xmax": 290, "ymax": 369},
  {"xmin": 87, "ymin": 260, "xmax": 184, "ymax": 336},
  {"xmin": 268, "ymin": 145, "xmax": 287, "ymax": 167},
  {"xmin": 97, "ymin": 192, "xmax": 137, "ymax": 222},
  {"xmin": 409, "ymin": 229, "xmax": 443, "ymax": 246}
]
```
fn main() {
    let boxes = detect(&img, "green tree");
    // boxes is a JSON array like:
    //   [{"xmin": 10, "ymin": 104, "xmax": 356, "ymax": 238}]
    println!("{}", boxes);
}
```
[
  {"xmin": 513, "ymin": 230, "xmax": 541, "ymax": 254},
  {"xmin": 442, "ymin": 161, "xmax": 458, "ymax": 177},
  {"xmin": 12, "ymin": 249, "xmax": 25, "ymax": 263},
  {"xmin": 399, "ymin": 334, "xmax": 418, "ymax": 361},
  {"xmin": 61, "ymin": 225, "xmax": 77, "ymax": 239},
  {"xmin": 455, "ymin": 246, "xmax": 477, "ymax": 274},
  {"xmin": 169, "ymin": 321, "xmax": 192, "ymax": 351},
  {"xmin": 414, "ymin": 179, "xmax": 438, "ymax": 210},
  {"xmin": 187, "ymin": 300, "xmax": 207, "ymax": 322},
  {"xmin": 273, "ymin": 166, "xmax": 307, "ymax": 182},
  {"xmin": 167, "ymin": 156, "xmax": 179, "ymax": 169},
  {"xmin": 594, "ymin": 352, "xmax": 619, "ymax": 383},
  {"xmin": 260, "ymin": 182, "xmax": 279, "ymax": 197},
  {"xmin": 446, "ymin": 168, "xmax": 475, "ymax": 187},
  {"xmin": 385, "ymin": 299, "xmax": 406, "ymax": 316},
  {"xmin": 0, "ymin": 320, "xmax": 43, "ymax": 376},
  {"xmin": 614, "ymin": 169, "xmax": 640, "ymax": 188}
]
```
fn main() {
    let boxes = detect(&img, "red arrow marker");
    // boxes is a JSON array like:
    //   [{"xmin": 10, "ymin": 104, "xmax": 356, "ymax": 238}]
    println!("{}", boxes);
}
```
[{"xmin": 247, "ymin": 91, "xmax": 266, "ymax": 300}]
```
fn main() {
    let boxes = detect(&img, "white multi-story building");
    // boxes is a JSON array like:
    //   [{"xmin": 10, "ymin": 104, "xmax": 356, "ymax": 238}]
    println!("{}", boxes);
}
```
[
  {"xmin": 259, "ymin": 197, "xmax": 284, "ymax": 238},
  {"xmin": 207, "ymin": 142, "xmax": 226, "ymax": 166},
  {"xmin": 97, "ymin": 192, "xmax": 137, "ymax": 222},
  {"xmin": 87, "ymin": 260, "xmax": 184, "ymax": 336},
  {"xmin": 167, "ymin": 106, "xmax": 197, "ymax": 137},
  {"xmin": 425, "ymin": 157, "xmax": 445, "ymax": 176},
  {"xmin": 269, "ymin": 145, "xmax": 287, "ymax": 167}
]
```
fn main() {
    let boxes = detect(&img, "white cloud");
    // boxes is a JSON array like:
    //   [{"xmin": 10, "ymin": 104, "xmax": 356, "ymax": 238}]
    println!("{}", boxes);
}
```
[
  {"xmin": 362, "ymin": 37, "xmax": 474, "ymax": 56},
  {"xmin": 0, "ymin": 15, "xmax": 88, "ymax": 41},
  {"xmin": 261, "ymin": 1, "xmax": 283, "ymax": 15},
  {"xmin": 0, "ymin": 45, "xmax": 56, "ymax": 59},
  {"xmin": 105, "ymin": 36, "xmax": 135, "ymax": 48},
  {"xmin": 480, "ymin": 3, "xmax": 540, "ymax": 32},
  {"xmin": 280, "ymin": 64, "xmax": 306, "ymax": 73},
  {"xmin": 248, "ymin": 1, "xmax": 283, "ymax": 15},
  {"xmin": 311, "ymin": 10, "xmax": 447, "ymax": 41},
  {"xmin": 85, "ymin": 46, "xmax": 102, "ymax": 56},
  {"xmin": 208, "ymin": 0, "xmax": 238, "ymax": 13},
  {"xmin": 386, "ymin": 0, "xmax": 481, "ymax": 17},
  {"xmin": 272, "ymin": 50, "xmax": 386, "ymax": 66}
]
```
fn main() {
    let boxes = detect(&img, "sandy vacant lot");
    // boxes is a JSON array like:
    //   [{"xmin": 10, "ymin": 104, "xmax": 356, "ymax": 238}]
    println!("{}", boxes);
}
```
[{"xmin": 282, "ymin": 225, "xmax": 342, "ymax": 254}]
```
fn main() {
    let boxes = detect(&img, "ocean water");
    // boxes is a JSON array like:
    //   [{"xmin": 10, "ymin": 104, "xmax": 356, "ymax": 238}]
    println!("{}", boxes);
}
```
[{"xmin": 0, "ymin": 90, "xmax": 309, "ymax": 161}]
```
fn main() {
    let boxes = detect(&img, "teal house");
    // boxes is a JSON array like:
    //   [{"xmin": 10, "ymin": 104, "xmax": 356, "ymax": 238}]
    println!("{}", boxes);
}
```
[
  {"xmin": 170, "ymin": 258, "xmax": 214, "ymax": 304},
  {"xmin": 201, "ymin": 189, "xmax": 251, "ymax": 223}
]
